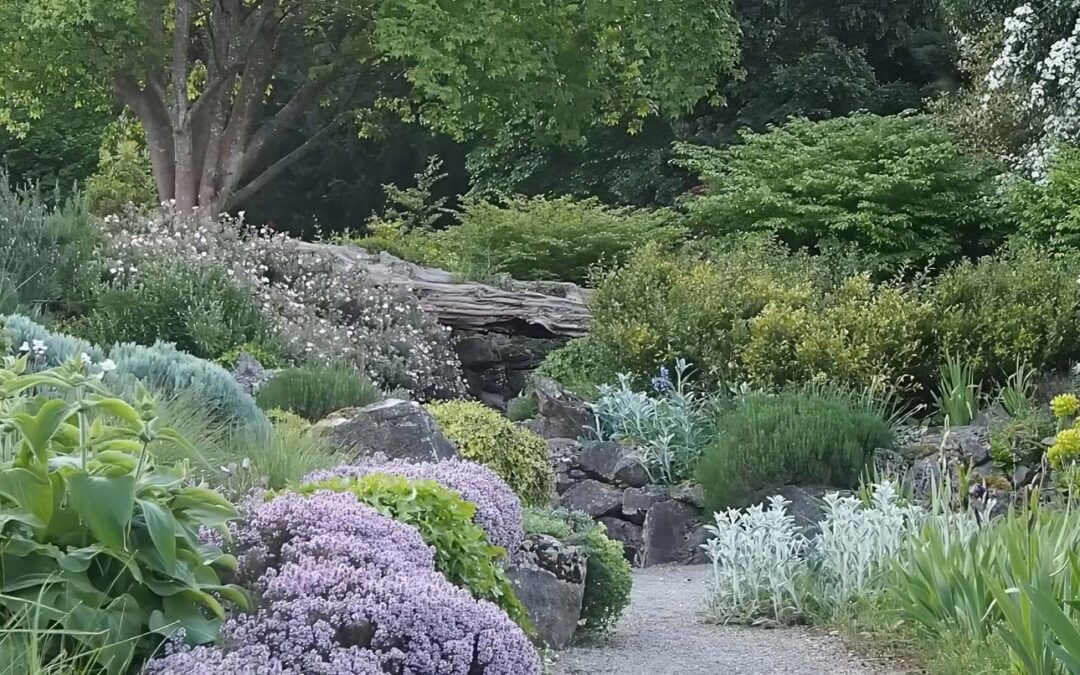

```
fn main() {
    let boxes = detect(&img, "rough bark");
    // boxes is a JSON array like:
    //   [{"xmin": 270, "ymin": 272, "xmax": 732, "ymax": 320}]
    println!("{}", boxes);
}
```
[{"xmin": 293, "ymin": 242, "xmax": 591, "ymax": 338}]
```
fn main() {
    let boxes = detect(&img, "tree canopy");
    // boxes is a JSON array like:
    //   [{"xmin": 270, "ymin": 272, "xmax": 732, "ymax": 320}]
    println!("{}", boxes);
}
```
[{"xmin": 0, "ymin": 0, "xmax": 740, "ymax": 213}]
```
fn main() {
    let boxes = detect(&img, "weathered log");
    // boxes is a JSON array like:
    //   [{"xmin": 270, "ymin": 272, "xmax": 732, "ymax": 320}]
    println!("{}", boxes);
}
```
[{"xmin": 295, "ymin": 242, "xmax": 591, "ymax": 338}]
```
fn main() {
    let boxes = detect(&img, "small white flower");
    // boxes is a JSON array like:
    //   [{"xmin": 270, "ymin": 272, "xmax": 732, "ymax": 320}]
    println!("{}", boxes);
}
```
[
  {"xmin": 17, "ymin": 341, "xmax": 29, "ymax": 352},
  {"xmin": 241, "ymin": 457, "xmax": 251, "ymax": 471},
  {"xmin": 80, "ymin": 353, "xmax": 92, "ymax": 366},
  {"xmin": 31, "ymin": 339, "xmax": 47, "ymax": 354},
  {"xmin": 99, "ymin": 359, "xmax": 117, "ymax": 373}
]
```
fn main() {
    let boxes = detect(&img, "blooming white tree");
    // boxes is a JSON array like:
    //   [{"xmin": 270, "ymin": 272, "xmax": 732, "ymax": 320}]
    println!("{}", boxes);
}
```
[{"xmin": 983, "ymin": 1, "xmax": 1080, "ymax": 176}]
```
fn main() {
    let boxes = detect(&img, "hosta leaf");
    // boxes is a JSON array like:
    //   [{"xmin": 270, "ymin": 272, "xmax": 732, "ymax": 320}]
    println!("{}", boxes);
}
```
[{"xmin": 66, "ymin": 472, "xmax": 136, "ymax": 551}]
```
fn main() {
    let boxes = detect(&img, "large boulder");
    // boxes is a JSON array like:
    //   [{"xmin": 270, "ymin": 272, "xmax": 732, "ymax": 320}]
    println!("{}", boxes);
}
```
[
  {"xmin": 507, "ymin": 534, "xmax": 586, "ymax": 649},
  {"xmin": 621, "ymin": 486, "xmax": 667, "ymax": 525},
  {"xmin": 315, "ymin": 399, "xmax": 457, "ymax": 463},
  {"xmin": 641, "ymin": 500, "xmax": 701, "ymax": 566},
  {"xmin": 576, "ymin": 440, "xmax": 650, "ymax": 488},
  {"xmin": 525, "ymin": 377, "xmax": 594, "ymax": 439},
  {"xmin": 599, "ymin": 517, "xmax": 644, "ymax": 564},
  {"xmin": 557, "ymin": 479, "xmax": 622, "ymax": 518}
]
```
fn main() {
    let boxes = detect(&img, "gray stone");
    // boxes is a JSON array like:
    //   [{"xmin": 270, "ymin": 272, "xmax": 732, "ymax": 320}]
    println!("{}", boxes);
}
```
[
  {"xmin": 599, "ymin": 517, "xmax": 644, "ymax": 564},
  {"xmin": 577, "ymin": 441, "xmax": 627, "ymax": 481},
  {"xmin": 318, "ymin": 399, "xmax": 457, "ymax": 463},
  {"xmin": 456, "ymin": 332, "xmax": 565, "ymax": 406},
  {"xmin": 613, "ymin": 456, "xmax": 651, "ymax": 488},
  {"xmin": 455, "ymin": 335, "xmax": 499, "ymax": 369},
  {"xmin": 515, "ymin": 533, "xmax": 586, "ymax": 583},
  {"xmin": 622, "ymin": 486, "xmax": 667, "ymax": 525},
  {"xmin": 558, "ymin": 479, "xmax": 623, "ymax": 518},
  {"xmin": 667, "ymin": 482, "xmax": 705, "ymax": 509},
  {"xmin": 872, "ymin": 447, "xmax": 909, "ymax": 481},
  {"xmin": 231, "ymin": 353, "xmax": 271, "ymax": 395},
  {"xmin": 527, "ymin": 377, "xmax": 595, "ymax": 439},
  {"xmin": 1013, "ymin": 465, "xmax": 1034, "ymax": 488},
  {"xmin": 745, "ymin": 485, "xmax": 844, "ymax": 540},
  {"xmin": 507, "ymin": 566, "xmax": 584, "ymax": 650},
  {"xmin": 686, "ymin": 524, "xmax": 711, "ymax": 564},
  {"xmin": 641, "ymin": 500, "xmax": 701, "ymax": 566},
  {"xmin": 903, "ymin": 425, "xmax": 990, "ymax": 466}
]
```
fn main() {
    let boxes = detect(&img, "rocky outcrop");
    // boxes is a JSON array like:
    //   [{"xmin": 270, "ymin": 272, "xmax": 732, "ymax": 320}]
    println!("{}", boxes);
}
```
[
  {"xmin": 314, "ymin": 399, "xmax": 457, "ymax": 463},
  {"xmin": 552, "ymin": 437, "xmax": 704, "ymax": 566},
  {"xmin": 455, "ymin": 332, "xmax": 565, "ymax": 410},
  {"xmin": 526, "ymin": 377, "xmax": 595, "ymax": 439},
  {"xmin": 508, "ymin": 534, "xmax": 587, "ymax": 649}
]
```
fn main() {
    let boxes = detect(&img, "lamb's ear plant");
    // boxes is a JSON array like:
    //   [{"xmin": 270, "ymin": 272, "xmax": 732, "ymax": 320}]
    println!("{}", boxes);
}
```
[{"xmin": 0, "ymin": 354, "xmax": 248, "ymax": 674}]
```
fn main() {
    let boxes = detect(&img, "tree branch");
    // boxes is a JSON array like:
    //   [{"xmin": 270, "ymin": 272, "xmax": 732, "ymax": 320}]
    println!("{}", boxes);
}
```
[{"xmin": 225, "ymin": 121, "xmax": 336, "ymax": 210}]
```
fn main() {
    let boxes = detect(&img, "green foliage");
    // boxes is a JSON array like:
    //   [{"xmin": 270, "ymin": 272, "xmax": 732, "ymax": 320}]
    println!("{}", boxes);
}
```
[
  {"xmin": 0, "ymin": 104, "xmax": 106, "ymax": 197},
  {"xmin": 214, "ymin": 343, "xmax": 283, "ymax": 370},
  {"xmin": 523, "ymin": 508, "xmax": 632, "ymax": 640},
  {"xmin": 588, "ymin": 239, "xmax": 932, "ymax": 395},
  {"xmin": 891, "ymin": 506, "xmax": 1080, "ymax": 673},
  {"xmin": 505, "ymin": 395, "xmax": 538, "ymax": 422},
  {"xmin": 358, "ymin": 195, "xmax": 682, "ymax": 285},
  {"xmin": 930, "ymin": 245, "xmax": 1080, "ymax": 382},
  {"xmin": 932, "ymin": 353, "xmax": 982, "ymax": 426},
  {"xmin": 108, "ymin": 341, "xmax": 269, "ymax": 432},
  {"xmin": 68, "ymin": 261, "xmax": 276, "ymax": 362},
  {"xmin": 0, "ymin": 179, "xmax": 96, "ymax": 317},
  {"xmin": 83, "ymin": 115, "xmax": 156, "ymax": 217},
  {"xmin": 697, "ymin": 390, "xmax": 893, "ymax": 510},
  {"xmin": 1003, "ymin": 146, "xmax": 1080, "ymax": 250},
  {"xmin": 0, "ymin": 356, "xmax": 247, "ymax": 674},
  {"xmin": 534, "ymin": 338, "xmax": 612, "ymax": 401},
  {"xmin": 678, "ymin": 114, "xmax": 1003, "ymax": 267},
  {"xmin": 427, "ymin": 400, "xmax": 554, "ymax": 506},
  {"xmin": 255, "ymin": 365, "xmax": 382, "ymax": 422},
  {"xmin": 296, "ymin": 474, "xmax": 529, "ymax": 628}
]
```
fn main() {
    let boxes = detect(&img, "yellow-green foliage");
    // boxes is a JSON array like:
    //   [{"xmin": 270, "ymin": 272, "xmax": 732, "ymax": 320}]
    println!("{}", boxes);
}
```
[
  {"xmin": 428, "ymin": 400, "xmax": 554, "ymax": 506},
  {"xmin": 1048, "ymin": 428, "xmax": 1080, "ymax": 469},
  {"xmin": 1050, "ymin": 394, "xmax": 1080, "ymax": 421}
]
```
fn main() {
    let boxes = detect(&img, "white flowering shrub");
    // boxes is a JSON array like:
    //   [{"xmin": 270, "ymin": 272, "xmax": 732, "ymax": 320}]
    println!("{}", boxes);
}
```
[
  {"xmin": 984, "ymin": 1, "xmax": 1080, "ymax": 175},
  {"xmin": 95, "ymin": 208, "xmax": 463, "ymax": 399},
  {"xmin": 703, "ymin": 495, "xmax": 807, "ymax": 624},
  {"xmin": 810, "ymin": 483, "xmax": 923, "ymax": 609}
]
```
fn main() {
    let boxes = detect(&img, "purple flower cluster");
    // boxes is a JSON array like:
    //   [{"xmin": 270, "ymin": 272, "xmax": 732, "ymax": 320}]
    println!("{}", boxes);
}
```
[
  {"xmin": 146, "ymin": 490, "xmax": 538, "ymax": 675},
  {"xmin": 306, "ymin": 458, "xmax": 524, "ymax": 552}
]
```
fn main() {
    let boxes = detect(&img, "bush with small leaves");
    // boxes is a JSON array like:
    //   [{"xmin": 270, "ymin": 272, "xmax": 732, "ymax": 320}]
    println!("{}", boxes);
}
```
[
  {"xmin": 427, "ymin": 400, "xmax": 554, "ymax": 505},
  {"xmin": 255, "ymin": 364, "xmax": 382, "ymax": 422}
]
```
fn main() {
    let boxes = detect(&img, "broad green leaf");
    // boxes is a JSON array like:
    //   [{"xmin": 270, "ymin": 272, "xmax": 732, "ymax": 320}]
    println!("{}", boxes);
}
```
[
  {"xmin": 9, "ymin": 399, "xmax": 73, "ymax": 465},
  {"xmin": 84, "ymin": 394, "xmax": 143, "ymax": 428},
  {"xmin": 66, "ymin": 472, "xmax": 136, "ymax": 551},
  {"xmin": 138, "ymin": 498, "xmax": 177, "ymax": 573}
]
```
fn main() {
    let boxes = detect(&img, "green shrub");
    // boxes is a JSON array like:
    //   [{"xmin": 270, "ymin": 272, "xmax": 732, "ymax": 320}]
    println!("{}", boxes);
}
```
[
  {"xmin": 296, "ymin": 474, "xmax": 529, "ymax": 628},
  {"xmin": 69, "ymin": 261, "xmax": 277, "ymax": 361},
  {"xmin": 678, "ymin": 114, "xmax": 1004, "ymax": 267},
  {"xmin": 0, "ymin": 356, "xmax": 247, "ymax": 674},
  {"xmin": 2, "ymin": 316, "xmax": 267, "ymax": 431},
  {"xmin": 0, "ymin": 179, "xmax": 96, "ymax": 317},
  {"xmin": 1003, "ymin": 146, "xmax": 1080, "ymax": 250},
  {"xmin": 436, "ymin": 196, "xmax": 682, "ymax": 284},
  {"xmin": 255, "ymin": 364, "xmax": 382, "ymax": 422},
  {"xmin": 697, "ymin": 390, "xmax": 893, "ymax": 510},
  {"xmin": 84, "ymin": 115, "xmax": 156, "ymax": 216},
  {"xmin": 109, "ymin": 341, "xmax": 269, "ymax": 431},
  {"xmin": 523, "ymin": 508, "xmax": 632, "ymax": 640},
  {"xmin": 215, "ymin": 342, "xmax": 284, "ymax": 370},
  {"xmin": 427, "ymin": 400, "xmax": 554, "ymax": 506},
  {"xmin": 357, "ymin": 195, "xmax": 682, "ymax": 284},
  {"xmin": 930, "ymin": 245, "xmax": 1080, "ymax": 382},
  {"xmin": 534, "ymin": 337, "xmax": 613, "ymax": 400},
  {"xmin": 505, "ymin": 395, "xmax": 538, "ymax": 422}
]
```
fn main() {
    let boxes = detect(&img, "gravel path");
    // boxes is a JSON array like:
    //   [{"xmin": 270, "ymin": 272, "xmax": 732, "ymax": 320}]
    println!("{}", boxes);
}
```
[{"xmin": 553, "ymin": 565, "xmax": 904, "ymax": 675}]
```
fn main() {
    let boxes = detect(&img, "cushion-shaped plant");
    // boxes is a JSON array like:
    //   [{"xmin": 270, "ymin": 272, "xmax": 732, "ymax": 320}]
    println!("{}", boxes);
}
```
[
  {"xmin": 307, "ymin": 458, "xmax": 524, "ymax": 552},
  {"xmin": 427, "ymin": 400, "xmax": 554, "ymax": 506}
]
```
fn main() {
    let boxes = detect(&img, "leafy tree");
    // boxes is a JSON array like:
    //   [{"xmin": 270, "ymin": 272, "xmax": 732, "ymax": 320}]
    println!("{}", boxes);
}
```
[
  {"xmin": 0, "ymin": 0, "xmax": 740, "ymax": 215},
  {"xmin": 678, "ymin": 114, "xmax": 1004, "ymax": 266}
]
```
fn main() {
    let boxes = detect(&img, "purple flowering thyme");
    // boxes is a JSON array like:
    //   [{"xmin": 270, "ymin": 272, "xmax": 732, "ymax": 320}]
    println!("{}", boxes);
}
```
[{"xmin": 307, "ymin": 458, "xmax": 525, "ymax": 552}]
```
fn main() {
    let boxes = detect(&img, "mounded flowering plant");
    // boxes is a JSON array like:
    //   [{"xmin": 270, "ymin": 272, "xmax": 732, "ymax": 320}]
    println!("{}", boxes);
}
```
[
  {"xmin": 92, "ymin": 207, "xmax": 464, "ymax": 400},
  {"xmin": 307, "ymin": 457, "xmax": 525, "ymax": 552},
  {"xmin": 145, "ymin": 490, "xmax": 539, "ymax": 675},
  {"xmin": 292, "ymin": 473, "xmax": 530, "ymax": 627}
]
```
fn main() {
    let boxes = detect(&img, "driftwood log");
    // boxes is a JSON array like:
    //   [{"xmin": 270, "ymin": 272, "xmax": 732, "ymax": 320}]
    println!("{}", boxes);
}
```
[{"xmin": 296, "ymin": 242, "xmax": 591, "ymax": 338}]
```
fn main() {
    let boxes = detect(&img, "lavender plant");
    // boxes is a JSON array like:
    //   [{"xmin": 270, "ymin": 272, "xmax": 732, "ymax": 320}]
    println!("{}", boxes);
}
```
[
  {"xmin": 593, "ymin": 359, "xmax": 718, "ymax": 483},
  {"xmin": 93, "ymin": 208, "xmax": 463, "ymax": 399}
]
